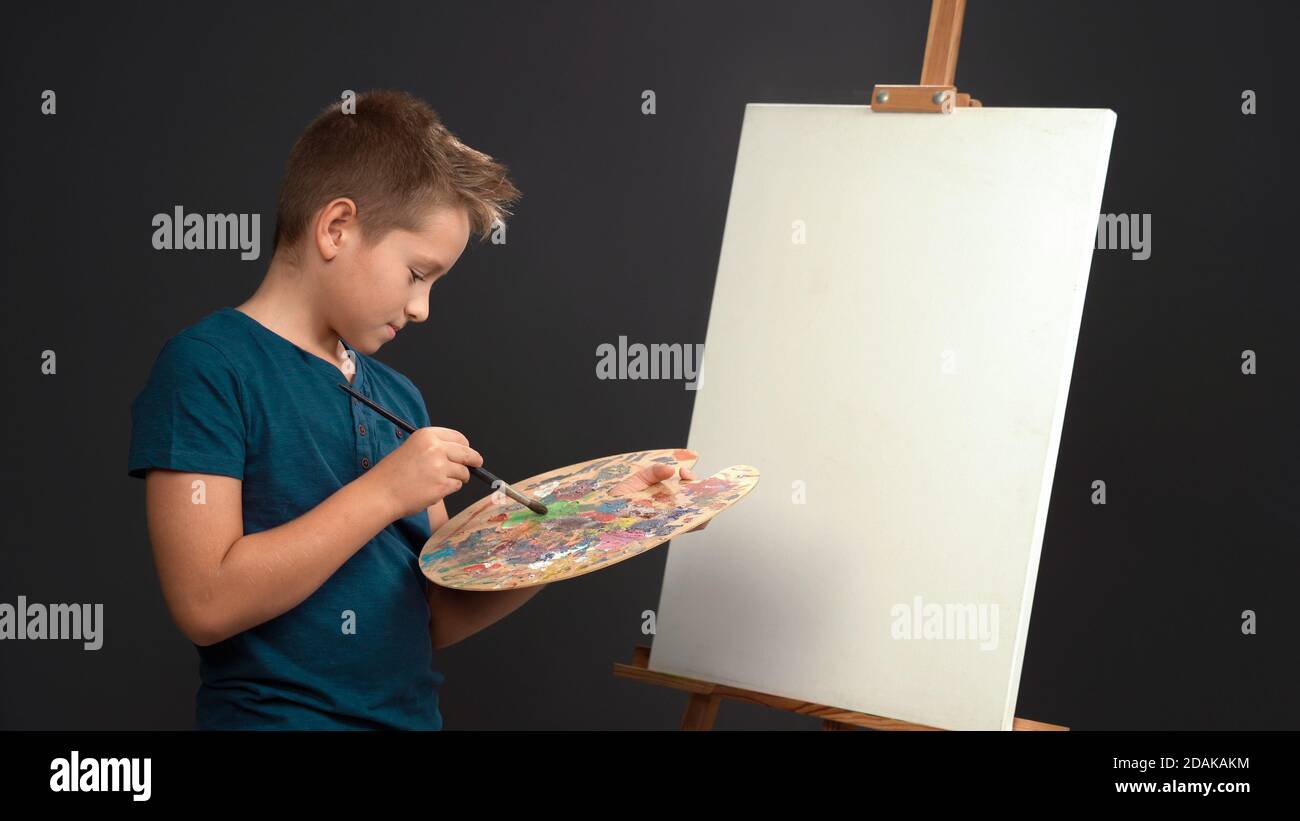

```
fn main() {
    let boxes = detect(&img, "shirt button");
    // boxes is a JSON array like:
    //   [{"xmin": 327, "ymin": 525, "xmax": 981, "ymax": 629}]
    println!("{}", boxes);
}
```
[
  {"xmin": 358, "ymin": 423, "xmax": 367, "ymax": 436},
  {"xmin": 361, "ymin": 457, "xmax": 371, "ymax": 469},
  {"xmin": 395, "ymin": 429, "xmax": 403, "ymax": 439}
]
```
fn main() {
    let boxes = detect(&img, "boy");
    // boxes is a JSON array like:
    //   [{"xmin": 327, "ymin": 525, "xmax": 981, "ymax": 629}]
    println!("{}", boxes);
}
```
[{"xmin": 127, "ymin": 90, "xmax": 703, "ymax": 730}]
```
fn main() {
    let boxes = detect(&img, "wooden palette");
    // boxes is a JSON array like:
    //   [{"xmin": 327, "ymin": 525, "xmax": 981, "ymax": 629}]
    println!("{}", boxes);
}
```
[{"xmin": 419, "ymin": 448, "xmax": 759, "ymax": 591}]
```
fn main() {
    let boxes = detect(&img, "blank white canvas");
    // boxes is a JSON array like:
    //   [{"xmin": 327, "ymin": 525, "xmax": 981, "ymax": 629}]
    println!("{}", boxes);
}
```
[{"xmin": 651, "ymin": 104, "xmax": 1116, "ymax": 731}]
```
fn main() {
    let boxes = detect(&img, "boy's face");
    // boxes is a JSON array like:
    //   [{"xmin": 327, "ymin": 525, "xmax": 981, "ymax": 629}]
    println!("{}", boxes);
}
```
[{"xmin": 317, "ymin": 202, "xmax": 471, "ymax": 354}]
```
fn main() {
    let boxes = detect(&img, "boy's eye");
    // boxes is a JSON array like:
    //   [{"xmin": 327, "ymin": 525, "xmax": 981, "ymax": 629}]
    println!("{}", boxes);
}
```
[{"xmin": 409, "ymin": 268, "xmax": 426, "ymax": 284}]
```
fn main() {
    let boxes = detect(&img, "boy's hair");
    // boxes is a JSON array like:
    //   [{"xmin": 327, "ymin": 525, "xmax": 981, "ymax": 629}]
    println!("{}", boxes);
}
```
[{"xmin": 271, "ymin": 89, "xmax": 521, "ymax": 257}]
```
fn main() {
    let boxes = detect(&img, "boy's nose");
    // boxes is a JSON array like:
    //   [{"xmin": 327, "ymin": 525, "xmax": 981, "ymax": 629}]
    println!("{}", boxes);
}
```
[{"xmin": 405, "ymin": 297, "xmax": 429, "ymax": 324}]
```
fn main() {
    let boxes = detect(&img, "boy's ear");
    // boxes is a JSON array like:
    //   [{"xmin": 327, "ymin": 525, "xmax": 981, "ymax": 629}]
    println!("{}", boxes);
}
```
[{"xmin": 315, "ymin": 197, "xmax": 360, "ymax": 262}]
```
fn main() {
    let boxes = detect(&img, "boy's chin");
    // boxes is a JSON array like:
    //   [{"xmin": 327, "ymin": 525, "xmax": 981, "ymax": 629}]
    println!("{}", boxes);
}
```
[{"xmin": 351, "ymin": 327, "xmax": 392, "ymax": 354}]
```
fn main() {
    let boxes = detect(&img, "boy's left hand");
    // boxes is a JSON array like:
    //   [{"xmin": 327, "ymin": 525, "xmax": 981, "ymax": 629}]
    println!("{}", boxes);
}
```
[{"xmin": 608, "ymin": 453, "xmax": 710, "ymax": 533}]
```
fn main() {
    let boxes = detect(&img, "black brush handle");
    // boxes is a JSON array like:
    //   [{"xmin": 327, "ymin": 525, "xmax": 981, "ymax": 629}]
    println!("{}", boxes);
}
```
[{"xmin": 337, "ymin": 382, "xmax": 547, "ymax": 514}]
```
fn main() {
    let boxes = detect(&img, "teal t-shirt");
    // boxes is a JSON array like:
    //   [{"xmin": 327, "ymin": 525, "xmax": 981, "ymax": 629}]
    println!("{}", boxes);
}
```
[{"xmin": 128, "ymin": 307, "xmax": 444, "ymax": 730}]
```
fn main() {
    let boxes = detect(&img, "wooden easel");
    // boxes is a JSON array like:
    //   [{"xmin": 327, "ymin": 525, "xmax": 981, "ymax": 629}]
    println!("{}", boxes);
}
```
[{"xmin": 613, "ymin": 0, "xmax": 1067, "ymax": 732}]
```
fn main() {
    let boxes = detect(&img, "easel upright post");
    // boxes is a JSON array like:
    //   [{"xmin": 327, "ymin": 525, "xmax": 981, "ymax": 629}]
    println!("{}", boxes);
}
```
[{"xmin": 871, "ymin": 0, "xmax": 982, "ymax": 113}]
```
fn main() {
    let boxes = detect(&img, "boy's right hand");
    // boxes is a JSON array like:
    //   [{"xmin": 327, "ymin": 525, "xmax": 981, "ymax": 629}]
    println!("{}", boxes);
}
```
[{"xmin": 366, "ymin": 426, "xmax": 483, "ymax": 519}]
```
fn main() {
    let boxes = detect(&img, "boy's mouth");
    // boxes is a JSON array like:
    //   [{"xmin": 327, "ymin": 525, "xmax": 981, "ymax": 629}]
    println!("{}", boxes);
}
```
[{"xmin": 385, "ymin": 323, "xmax": 400, "ymax": 338}]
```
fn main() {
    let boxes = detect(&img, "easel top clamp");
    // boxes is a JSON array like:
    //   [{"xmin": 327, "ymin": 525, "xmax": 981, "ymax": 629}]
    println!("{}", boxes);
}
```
[
  {"xmin": 871, "ymin": 0, "xmax": 983, "ymax": 113},
  {"xmin": 613, "ymin": 0, "xmax": 1068, "ymax": 731}
]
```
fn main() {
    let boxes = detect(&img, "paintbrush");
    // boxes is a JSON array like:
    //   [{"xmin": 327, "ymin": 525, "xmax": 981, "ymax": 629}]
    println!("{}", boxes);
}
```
[{"xmin": 336, "ymin": 382, "xmax": 549, "ymax": 516}]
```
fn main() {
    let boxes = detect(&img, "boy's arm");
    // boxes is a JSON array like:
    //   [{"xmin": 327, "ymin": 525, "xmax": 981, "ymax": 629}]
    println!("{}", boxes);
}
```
[
  {"xmin": 425, "ymin": 500, "xmax": 546, "ymax": 650},
  {"xmin": 145, "ymin": 467, "xmax": 401, "ymax": 647}
]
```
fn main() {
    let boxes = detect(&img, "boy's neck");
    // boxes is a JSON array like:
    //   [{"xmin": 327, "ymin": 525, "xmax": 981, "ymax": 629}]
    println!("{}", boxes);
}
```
[{"xmin": 237, "ymin": 255, "xmax": 346, "ymax": 365}]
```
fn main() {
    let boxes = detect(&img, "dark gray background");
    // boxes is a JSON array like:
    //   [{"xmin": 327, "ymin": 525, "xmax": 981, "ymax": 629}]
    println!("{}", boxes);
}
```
[{"xmin": 1, "ymin": 0, "xmax": 1293, "ymax": 730}]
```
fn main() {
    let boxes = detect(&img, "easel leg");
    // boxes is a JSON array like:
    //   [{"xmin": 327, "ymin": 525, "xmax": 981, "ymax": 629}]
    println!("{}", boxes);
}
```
[
  {"xmin": 822, "ymin": 719, "xmax": 858, "ymax": 731},
  {"xmin": 680, "ymin": 694, "xmax": 722, "ymax": 730}
]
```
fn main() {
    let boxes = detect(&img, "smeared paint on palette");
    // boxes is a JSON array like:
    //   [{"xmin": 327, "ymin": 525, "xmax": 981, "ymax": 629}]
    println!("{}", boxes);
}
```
[{"xmin": 420, "ymin": 448, "xmax": 759, "ymax": 591}]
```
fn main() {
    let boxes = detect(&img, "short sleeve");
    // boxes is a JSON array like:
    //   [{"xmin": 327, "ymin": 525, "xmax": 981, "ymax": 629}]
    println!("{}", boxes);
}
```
[{"xmin": 127, "ymin": 335, "xmax": 247, "ymax": 480}]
